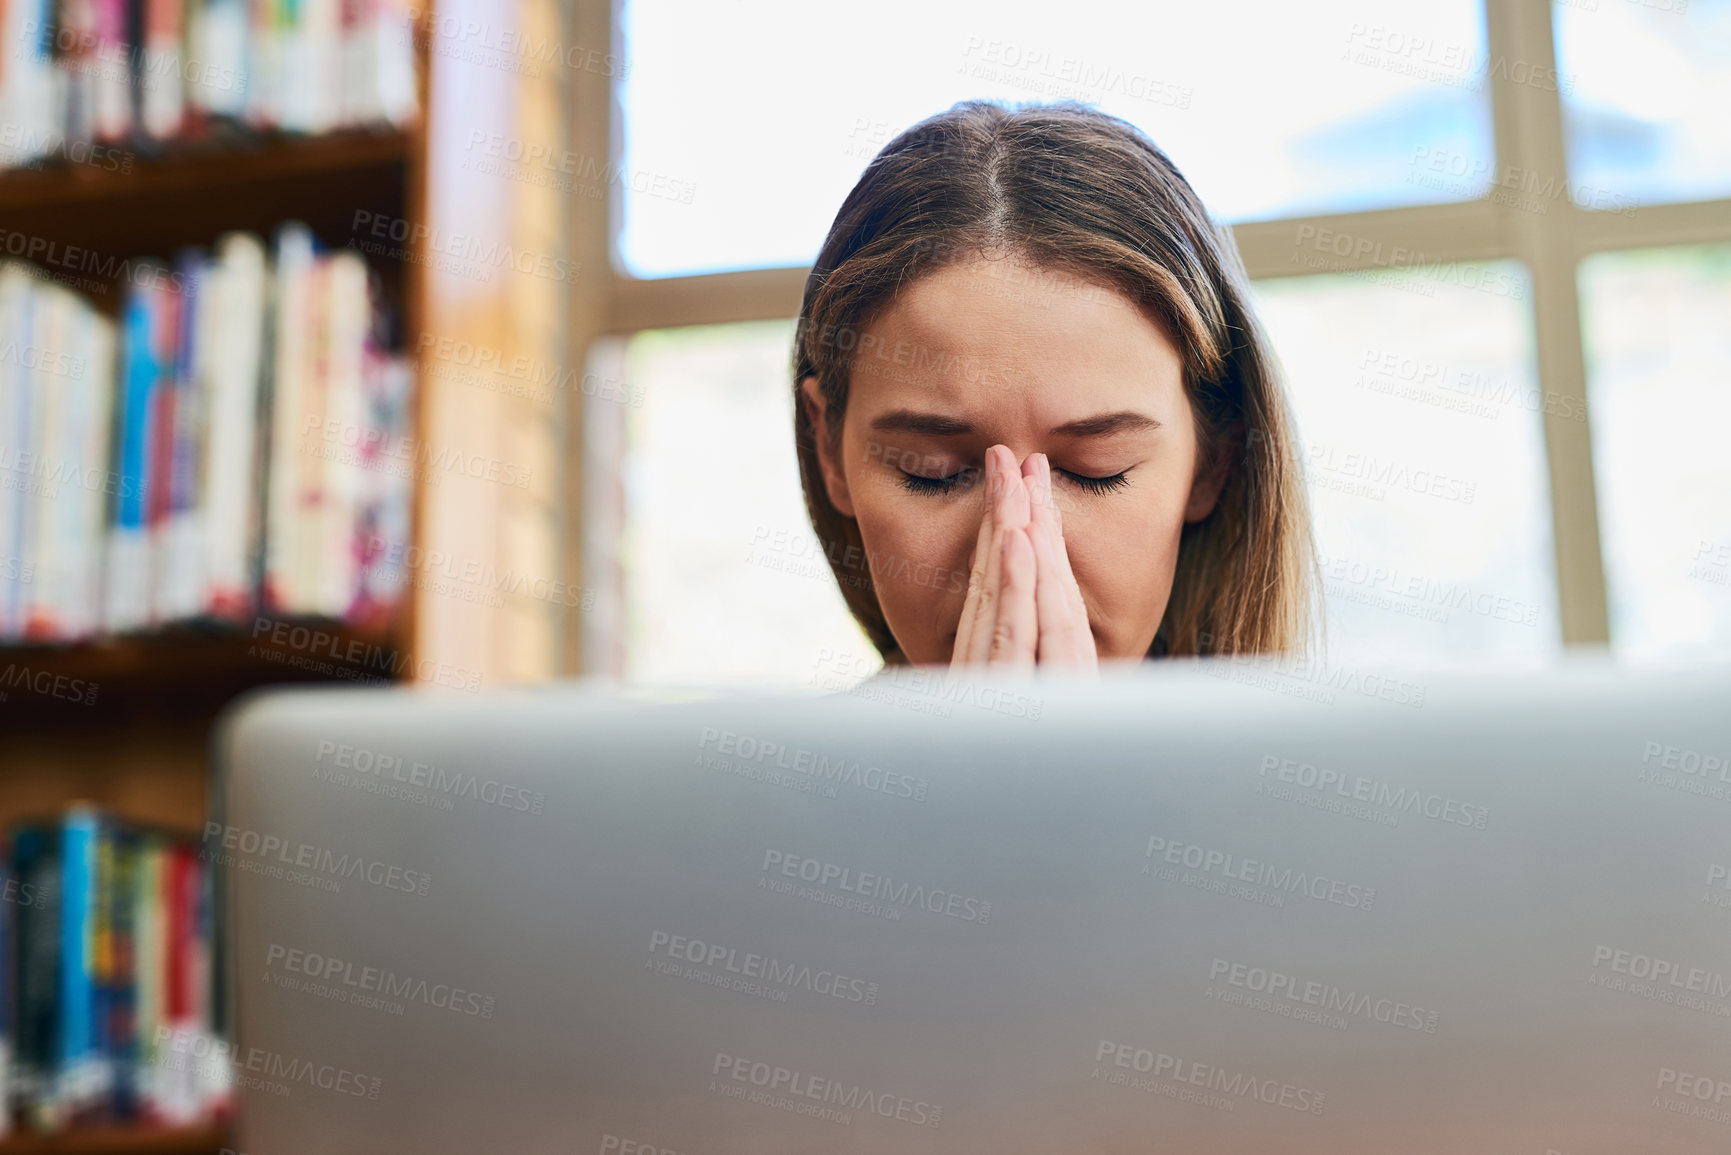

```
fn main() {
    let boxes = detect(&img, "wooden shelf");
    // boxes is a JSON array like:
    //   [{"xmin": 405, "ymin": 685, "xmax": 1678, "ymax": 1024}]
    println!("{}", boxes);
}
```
[
  {"xmin": 0, "ymin": 618, "xmax": 407, "ymax": 724},
  {"xmin": 0, "ymin": 129, "xmax": 409, "ymax": 213},
  {"xmin": 0, "ymin": 1126, "xmax": 224, "ymax": 1154},
  {"xmin": 0, "ymin": 131, "xmax": 413, "ymax": 288}
]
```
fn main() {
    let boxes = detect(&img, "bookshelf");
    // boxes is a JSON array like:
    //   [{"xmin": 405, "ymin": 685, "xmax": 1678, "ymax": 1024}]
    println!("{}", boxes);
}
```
[
  {"xmin": 0, "ymin": 121, "xmax": 426, "ymax": 831},
  {"xmin": 0, "ymin": 131, "xmax": 424, "ymax": 1149},
  {"xmin": 0, "ymin": 9, "xmax": 439, "ymax": 1155},
  {"xmin": 2, "ymin": 0, "xmax": 573, "ymax": 1145},
  {"xmin": 0, "ymin": 1126, "xmax": 225, "ymax": 1154}
]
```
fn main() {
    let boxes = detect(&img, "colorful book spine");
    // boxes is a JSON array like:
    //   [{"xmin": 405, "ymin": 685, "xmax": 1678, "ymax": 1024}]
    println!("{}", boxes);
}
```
[
  {"xmin": 55, "ymin": 807, "xmax": 101, "ymax": 1126},
  {"xmin": 103, "ymin": 276, "xmax": 164, "ymax": 633},
  {"xmin": 263, "ymin": 220, "xmax": 315, "ymax": 613},
  {"xmin": 158, "ymin": 251, "xmax": 207, "ymax": 623},
  {"xmin": 130, "ymin": 834, "xmax": 162, "ymax": 1121},
  {"xmin": 145, "ymin": 268, "xmax": 184, "ymax": 628},
  {"xmin": 141, "ymin": 0, "xmax": 190, "ymax": 139},
  {"xmin": 90, "ymin": 0, "xmax": 134, "ymax": 143},
  {"xmin": 6, "ymin": 811, "xmax": 223, "ymax": 1135},
  {"xmin": 12, "ymin": 821, "xmax": 62, "ymax": 1129}
]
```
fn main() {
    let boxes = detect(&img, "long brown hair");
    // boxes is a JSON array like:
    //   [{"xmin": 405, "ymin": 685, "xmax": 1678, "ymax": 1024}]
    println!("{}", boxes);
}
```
[{"xmin": 793, "ymin": 99, "xmax": 1321, "ymax": 662}]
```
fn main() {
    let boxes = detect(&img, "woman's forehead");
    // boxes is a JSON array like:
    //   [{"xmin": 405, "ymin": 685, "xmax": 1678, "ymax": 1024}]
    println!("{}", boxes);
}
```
[{"xmin": 850, "ymin": 261, "xmax": 1185, "ymax": 417}]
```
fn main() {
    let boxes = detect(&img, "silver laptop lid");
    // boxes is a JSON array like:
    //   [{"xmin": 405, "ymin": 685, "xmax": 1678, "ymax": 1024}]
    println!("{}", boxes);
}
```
[{"xmin": 214, "ymin": 658, "xmax": 1731, "ymax": 1154}]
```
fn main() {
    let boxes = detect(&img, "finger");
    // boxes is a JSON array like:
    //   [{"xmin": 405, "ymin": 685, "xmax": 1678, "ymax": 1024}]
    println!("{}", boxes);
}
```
[
  {"xmin": 987, "ymin": 524, "xmax": 1037, "ymax": 670},
  {"xmin": 998, "ymin": 444, "xmax": 1031, "ymax": 531},
  {"xmin": 957, "ymin": 447, "xmax": 1009, "ymax": 667},
  {"xmin": 963, "ymin": 447, "xmax": 1009, "ymax": 665},
  {"xmin": 1024, "ymin": 448, "xmax": 1073, "ymax": 534},
  {"xmin": 976, "ymin": 445, "xmax": 1033, "ymax": 664},
  {"xmin": 1042, "ymin": 466, "xmax": 1092, "ymax": 627},
  {"xmin": 1030, "ymin": 519, "xmax": 1097, "ymax": 668},
  {"xmin": 1022, "ymin": 452, "xmax": 1058, "ymax": 568},
  {"xmin": 1020, "ymin": 454, "xmax": 1067, "ymax": 659},
  {"xmin": 951, "ymin": 461, "xmax": 996, "ymax": 667},
  {"xmin": 1021, "ymin": 453, "xmax": 1088, "ymax": 627}
]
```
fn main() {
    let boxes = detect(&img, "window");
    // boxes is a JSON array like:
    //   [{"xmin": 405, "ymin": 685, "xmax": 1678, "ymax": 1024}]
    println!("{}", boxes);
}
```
[
  {"xmin": 617, "ymin": 0, "xmax": 1493, "ymax": 278},
  {"xmin": 1579, "ymin": 244, "xmax": 1731, "ymax": 660},
  {"xmin": 1252, "ymin": 265, "xmax": 1560, "ymax": 667},
  {"xmin": 608, "ymin": 321, "xmax": 871, "ymax": 687},
  {"xmin": 1553, "ymin": 0, "xmax": 1731, "ymax": 208},
  {"xmin": 571, "ymin": 0, "xmax": 1731, "ymax": 683}
]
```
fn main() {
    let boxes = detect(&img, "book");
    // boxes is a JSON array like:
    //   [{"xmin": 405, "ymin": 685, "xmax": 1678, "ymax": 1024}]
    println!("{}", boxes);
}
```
[
  {"xmin": 185, "ymin": 0, "xmax": 249, "ymax": 121},
  {"xmin": 0, "ymin": 264, "xmax": 37, "ymax": 637},
  {"xmin": 55, "ymin": 807, "xmax": 102, "ymax": 1126},
  {"xmin": 2, "ymin": 222, "xmax": 412, "ymax": 643},
  {"xmin": 5, "ymin": 809, "xmax": 224, "ymax": 1135},
  {"xmin": 141, "ymin": 0, "xmax": 189, "ymax": 139},
  {"xmin": 103, "ymin": 269, "xmax": 167, "ymax": 633},
  {"xmin": 28, "ymin": 289, "xmax": 116, "ymax": 640},
  {"xmin": 0, "ymin": 0, "xmax": 68, "ymax": 168},
  {"xmin": 198, "ymin": 232, "xmax": 268, "ymax": 619},
  {"xmin": 0, "ymin": 266, "xmax": 116, "ymax": 642},
  {"xmin": 1, "ymin": 0, "xmax": 419, "ymax": 173},
  {"xmin": 12, "ymin": 818, "xmax": 64, "ymax": 1129},
  {"xmin": 156, "ymin": 251, "xmax": 206, "ymax": 623}
]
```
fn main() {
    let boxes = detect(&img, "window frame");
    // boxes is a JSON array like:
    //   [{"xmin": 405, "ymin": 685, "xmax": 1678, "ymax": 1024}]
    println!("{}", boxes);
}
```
[{"xmin": 563, "ymin": 0, "xmax": 1731, "ymax": 675}]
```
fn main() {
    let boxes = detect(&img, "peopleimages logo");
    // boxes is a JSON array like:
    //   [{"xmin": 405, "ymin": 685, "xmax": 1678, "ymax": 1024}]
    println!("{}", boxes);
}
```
[
  {"xmin": 697, "ymin": 728, "xmax": 928, "ymax": 802},
  {"xmin": 313, "ymin": 740, "xmax": 546, "ymax": 814},
  {"xmin": 648, "ymin": 930, "xmax": 879, "ymax": 1005},
  {"xmin": 1093, "ymin": 1039, "xmax": 1326, "ymax": 1114},
  {"xmin": 1257, "ymin": 755, "xmax": 1489, "ymax": 830},
  {"xmin": 154, "ymin": 1027, "xmax": 382, "ymax": 1099},
  {"xmin": 202, "ymin": 822, "xmax": 432, "ymax": 896},
  {"xmin": 1657, "ymin": 1066, "xmax": 1731, "ymax": 1108},
  {"xmin": 759, "ymin": 850, "xmax": 991, "ymax": 923},
  {"xmin": 1707, "ymin": 863, "xmax": 1731, "ymax": 903},
  {"xmin": 1207, "ymin": 957, "xmax": 1439, "ymax": 1032},
  {"xmin": 1144, "ymin": 835, "xmax": 1376, "ymax": 910},
  {"xmin": 711, "ymin": 1052, "xmax": 942, "ymax": 1128},
  {"xmin": 266, "ymin": 943, "xmax": 497, "ymax": 1017},
  {"xmin": 1590, "ymin": 946, "xmax": 1731, "ymax": 999},
  {"xmin": 1640, "ymin": 741, "xmax": 1731, "ymax": 781}
]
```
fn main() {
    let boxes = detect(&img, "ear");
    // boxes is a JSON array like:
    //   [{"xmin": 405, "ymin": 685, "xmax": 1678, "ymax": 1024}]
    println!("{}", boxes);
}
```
[
  {"xmin": 800, "ymin": 375, "xmax": 856, "ymax": 518},
  {"xmin": 1183, "ymin": 422, "xmax": 1237, "ymax": 523}
]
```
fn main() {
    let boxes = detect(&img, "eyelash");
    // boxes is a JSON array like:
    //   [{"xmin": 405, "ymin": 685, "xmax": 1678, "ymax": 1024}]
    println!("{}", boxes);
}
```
[{"xmin": 897, "ymin": 467, "xmax": 1132, "ymax": 497}]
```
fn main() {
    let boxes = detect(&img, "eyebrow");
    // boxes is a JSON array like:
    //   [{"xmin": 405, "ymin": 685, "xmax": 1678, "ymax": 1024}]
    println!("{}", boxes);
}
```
[{"xmin": 868, "ymin": 409, "xmax": 1163, "ymax": 438}]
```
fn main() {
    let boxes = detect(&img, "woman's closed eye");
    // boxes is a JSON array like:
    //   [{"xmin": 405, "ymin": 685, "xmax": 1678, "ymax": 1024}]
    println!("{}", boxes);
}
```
[{"xmin": 897, "ymin": 466, "xmax": 1132, "ymax": 496}]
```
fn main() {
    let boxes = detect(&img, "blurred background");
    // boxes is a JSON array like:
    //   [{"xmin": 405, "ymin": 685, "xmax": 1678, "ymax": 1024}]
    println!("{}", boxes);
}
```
[{"xmin": 0, "ymin": 0, "xmax": 1727, "ymax": 1147}]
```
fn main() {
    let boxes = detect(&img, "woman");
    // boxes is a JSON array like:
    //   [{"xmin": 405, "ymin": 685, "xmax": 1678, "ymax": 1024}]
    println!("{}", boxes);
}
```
[{"xmin": 794, "ymin": 100, "xmax": 1320, "ymax": 674}]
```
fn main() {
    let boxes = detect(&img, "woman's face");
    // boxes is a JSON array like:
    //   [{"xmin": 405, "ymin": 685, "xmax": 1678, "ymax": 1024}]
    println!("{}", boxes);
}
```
[{"xmin": 802, "ymin": 256, "xmax": 1232, "ymax": 666}]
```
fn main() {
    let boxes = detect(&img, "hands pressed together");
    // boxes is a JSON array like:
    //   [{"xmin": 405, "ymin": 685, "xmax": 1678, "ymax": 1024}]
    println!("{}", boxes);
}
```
[{"xmin": 949, "ymin": 446, "xmax": 1099, "ymax": 674}]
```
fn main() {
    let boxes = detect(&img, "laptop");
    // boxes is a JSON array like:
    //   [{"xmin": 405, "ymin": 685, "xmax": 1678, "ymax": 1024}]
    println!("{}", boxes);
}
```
[{"xmin": 210, "ymin": 655, "xmax": 1731, "ymax": 1154}]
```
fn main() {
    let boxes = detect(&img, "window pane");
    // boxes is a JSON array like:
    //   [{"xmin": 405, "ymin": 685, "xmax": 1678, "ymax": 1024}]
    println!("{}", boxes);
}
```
[
  {"xmin": 1251, "ymin": 262, "xmax": 1562, "ymax": 667},
  {"xmin": 620, "ymin": 0, "xmax": 1491, "ymax": 278},
  {"xmin": 617, "ymin": 320, "xmax": 873, "ymax": 687},
  {"xmin": 1580, "ymin": 244, "xmax": 1731, "ymax": 660},
  {"xmin": 1553, "ymin": 0, "xmax": 1731, "ymax": 207}
]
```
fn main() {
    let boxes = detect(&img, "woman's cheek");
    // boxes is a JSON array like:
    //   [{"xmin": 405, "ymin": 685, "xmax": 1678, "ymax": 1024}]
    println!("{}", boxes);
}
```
[
  {"xmin": 1065, "ymin": 494, "xmax": 1182, "ymax": 650},
  {"xmin": 855, "ymin": 492, "xmax": 978, "ymax": 647}
]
